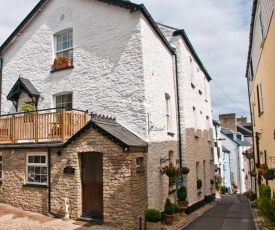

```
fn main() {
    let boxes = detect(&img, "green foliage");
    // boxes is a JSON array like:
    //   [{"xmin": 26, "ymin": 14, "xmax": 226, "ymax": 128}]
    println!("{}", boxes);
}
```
[
  {"xmin": 181, "ymin": 166, "xmax": 190, "ymax": 174},
  {"xmin": 172, "ymin": 203, "xmax": 181, "ymax": 213},
  {"xmin": 197, "ymin": 179, "xmax": 202, "ymax": 189},
  {"xmin": 259, "ymin": 184, "xmax": 271, "ymax": 198},
  {"xmin": 164, "ymin": 198, "xmax": 174, "ymax": 215},
  {"xmin": 215, "ymin": 182, "xmax": 222, "ymax": 191},
  {"xmin": 220, "ymin": 186, "xmax": 228, "ymax": 194},
  {"xmin": 255, "ymin": 197, "xmax": 275, "ymax": 225},
  {"xmin": 145, "ymin": 209, "xmax": 161, "ymax": 222},
  {"xmin": 177, "ymin": 186, "xmax": 187, "ymax": 201},
  {"xmin": 22, "ymin": 103, "xmax": 36, "ymax": 112}
]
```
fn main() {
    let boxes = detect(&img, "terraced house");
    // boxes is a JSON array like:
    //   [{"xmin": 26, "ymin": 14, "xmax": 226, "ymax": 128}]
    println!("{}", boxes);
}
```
[
  {"xmin": 0, "ymin": 0, "xmax": 214, "ymax": 228},
  {"xmin": 246, "ymin": 0, "xmax": 275, "ymax": 196}
]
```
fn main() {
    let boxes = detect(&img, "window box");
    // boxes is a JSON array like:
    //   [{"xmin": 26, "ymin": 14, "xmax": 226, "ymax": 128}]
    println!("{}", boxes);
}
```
[{"xmin": 52, "ymin": 62, "xmax": 72, "ymax": 71}]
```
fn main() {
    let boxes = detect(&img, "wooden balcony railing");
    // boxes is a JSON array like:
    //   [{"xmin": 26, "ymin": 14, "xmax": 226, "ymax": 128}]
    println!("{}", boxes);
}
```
[{"xmin": 0, "ymin": 109, "xmax": 89, "ymax": 144}]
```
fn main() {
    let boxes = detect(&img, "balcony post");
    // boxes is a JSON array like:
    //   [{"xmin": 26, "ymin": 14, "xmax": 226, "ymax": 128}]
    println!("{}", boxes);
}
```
[
  {"xmin": 11, "ymin": 115, "xmax": 15, "ymax": 143},
  {"xmin": 62, "ymin": 109, "xmax": 65, "ymax": 142},
  {"xmin": 35, "ymin": 112, "xmax": 38, "ymax": 143}
]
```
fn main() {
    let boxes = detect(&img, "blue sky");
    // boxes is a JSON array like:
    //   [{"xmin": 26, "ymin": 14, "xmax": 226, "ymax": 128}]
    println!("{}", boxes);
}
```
[{"xmin": 0, "ymin": 0, "xmax": 253, "ymax": 121}]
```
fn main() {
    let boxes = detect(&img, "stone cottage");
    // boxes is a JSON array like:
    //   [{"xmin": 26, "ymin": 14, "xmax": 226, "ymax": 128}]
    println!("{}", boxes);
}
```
[{"xmin": 0, "ymin": 0, "xmax": 214, "ymax": 228}]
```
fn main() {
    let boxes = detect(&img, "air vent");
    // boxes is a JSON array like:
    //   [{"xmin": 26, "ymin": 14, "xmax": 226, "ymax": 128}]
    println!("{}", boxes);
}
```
[{"xmin": 60, "ymin": 14, "xmax": 65, "ymax": 21}]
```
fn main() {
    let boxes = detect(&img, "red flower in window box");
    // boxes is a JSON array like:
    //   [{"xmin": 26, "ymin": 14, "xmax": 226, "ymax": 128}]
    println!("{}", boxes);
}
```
[{"xmin": 52, "ymin": 56, "xmax": 72, "ymax": 70}]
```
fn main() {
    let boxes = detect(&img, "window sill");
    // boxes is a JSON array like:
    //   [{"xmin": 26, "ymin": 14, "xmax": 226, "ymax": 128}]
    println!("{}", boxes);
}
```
[
  {"xmin": 50, "ymin": 66, "xmax": 74, "ymax": 73},
  {"xmin": 167, "ymin": 132, "xmax": 175, "ymax": 137},
  {"xmin": 136, "ymin": 166, "xmax": 145, "ymax": 173},
  {"xmin": 23, "ymin": 184, "xmax": 48, "ymax": 188}
]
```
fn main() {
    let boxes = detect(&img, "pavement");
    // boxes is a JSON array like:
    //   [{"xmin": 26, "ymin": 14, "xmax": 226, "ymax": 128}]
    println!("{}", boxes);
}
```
[{"xmin": 0, "ymin": 192, "xmax": 267, "ymax": 230}]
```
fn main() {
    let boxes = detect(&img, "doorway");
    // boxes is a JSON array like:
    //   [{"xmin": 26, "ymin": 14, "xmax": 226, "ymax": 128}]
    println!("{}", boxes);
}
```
[{"xmin": 82, "ymin": 152, "xmax": 103, "ymax": 220}]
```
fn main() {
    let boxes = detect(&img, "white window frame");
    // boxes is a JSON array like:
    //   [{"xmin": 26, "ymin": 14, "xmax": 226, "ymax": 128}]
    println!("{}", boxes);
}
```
[
  {"xmin": 257, "ymin": 83, "xmax": 264, "ymax": 114},
  {"xmin": 55, "ymin": 31, "xmax": 73, "ymax": 61},
  {"xmin": 54, "ymin": 93, "xmax": 73, "ymax": 111},
  {"xmin": 0, "ymin": 153, "xmax": 2, "ymax": 181},
  {"xmin": 190, "ymin": 57, "xmax": 195, "ymax": 88},
  {"xmin": 26, "ymin": 153, "xmax": 48, "ymax": 185},
  {"xmin": 165, "ymin": 94, "xmax": 173, "ymax": 132}
]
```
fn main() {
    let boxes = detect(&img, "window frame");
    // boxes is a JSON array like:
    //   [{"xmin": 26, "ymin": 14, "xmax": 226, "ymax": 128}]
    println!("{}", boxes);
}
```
[
  {"xmin": 54, "ymin": 93, "xmax": 73, "ymax": 111},
  {"xmin": 55, "ymin": 30, "xmax": 73, "ymax": 61},
  {"xmin": 26, "ymin": 153, "xmax": 48, "ymax": 185},
  {"xmin": 165, "ymin": 93, "xmax": 173, "ymax": 132},
  {"xmin": 259, "ymin": 9, "xmax": 265, "ymax": 39},
  {"xmin": 257, "ymin": 83, "xmax": 264, "ymax": 115}
]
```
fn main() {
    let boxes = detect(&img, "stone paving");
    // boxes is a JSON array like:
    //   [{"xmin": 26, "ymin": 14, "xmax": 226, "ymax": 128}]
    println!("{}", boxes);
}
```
[{"xmin": 0, "ymin": 192, "xmax": 265, "ymax": 230}]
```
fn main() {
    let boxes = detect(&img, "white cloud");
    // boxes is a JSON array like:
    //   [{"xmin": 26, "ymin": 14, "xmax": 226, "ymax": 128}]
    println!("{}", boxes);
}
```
[{"xmin": 0, "ymin": 0, "xmax": 252, "ymax": 121}]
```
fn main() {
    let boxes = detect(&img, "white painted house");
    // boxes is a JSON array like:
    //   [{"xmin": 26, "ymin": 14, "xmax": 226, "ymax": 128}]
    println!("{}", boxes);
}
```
[{"xmin": 0, "ymin": 0, "xmax": 214, "ymax": 227}]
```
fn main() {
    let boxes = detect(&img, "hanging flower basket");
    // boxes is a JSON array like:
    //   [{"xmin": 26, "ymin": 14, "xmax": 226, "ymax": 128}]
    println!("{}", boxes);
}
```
[
  {"xmin": 160, "ymin": 162, "xmax": 180, "ymax": 178},
  {"xmin": 181, "ymin": 166, "xmax": 190, "ymax": 175},
  {"xmin": 249, "ymin": 171, "xmax": 257, "ymax": 177},
  {"xmin": 263, "ymin": 168, "xmax": 275, "ymax": 180},
  {"xmin": 169, "ymin": 177, "xmax": 176, "ymax": 187}
]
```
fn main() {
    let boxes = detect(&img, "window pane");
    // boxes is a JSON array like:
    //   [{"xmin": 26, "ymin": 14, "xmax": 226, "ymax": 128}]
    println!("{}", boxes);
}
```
[
  {"xmin": 28, "ymin": 156, "xmax": 34, "ymax": 163},
  {"xmin": 41, "ymin": 156, "xmax": 46, "ymax": 164},
  {"xmin": 34, "ymin": 156, "xmax": 40, "ymax": 163},
  {"xmin": 0, "ymin": 171, "xmax": 2, "ymax": 179},
  {"xmin": 41, "ymin": 175, "xmax": 47, "ymax": 183},
  {"xmin": 41, "ymin": 167, "xmax": 47, "ymax": 174},
  {"xmin": 34, "ymin": 175, "xmax": 41, "ymax": 183},
  {"xmin": 0, "ymin": 155, "xmax": 2, "ymax": 161},
  {"xmin": 0, "ymin": 164, "xmax": 2, "ymax": 170},
  {"xmin": 35, "ymin": 167, "xmax": 40, "ymax": 174}
]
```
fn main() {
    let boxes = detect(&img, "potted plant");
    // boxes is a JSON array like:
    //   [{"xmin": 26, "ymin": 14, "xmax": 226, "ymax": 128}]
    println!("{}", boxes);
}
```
[
  {"xmin": 197, "ymin": 179, "xmax": 202, "ymax": 189},
  {"xmin": 263, "ymin": 168, "xmax": 275, "ymax": 180},
  {"xmin": 181, "ymin": 166, "xmax": 190, "ymax": 175},
  {"xmin": 22, "ymin": 103, "xmax": 36, "ymax": 113},
  {"xmin": 232, "ymin": 183, "xmax": 238, "ymax": 193},
  {"xmin": 249, "ymin": 170, "xmax": 257, "ymax": 177},
  {"xmin": 51, "ymin": 55, "xmax": 72, "ymax": 70},
  {"xmin": 177, "ymin": 185, "xmax": 188, "ymax": 209},
  {"xmin": 145, "ymin": 209, "xmax": 161, "ymax": 230},
  {"xmin": 172, "ymin": 203, "xmax": 181, "ymax": 221},
  {"xmin": 22, "ymin": 103, "xmax": 36, "ymax": 123},
  {"xmin": 163, "ymin": 198, "xmax": 174, "ymax": 225},
  {"xmin": 210, "ymin": 178, "xmax": 214, "ymax": 189}
]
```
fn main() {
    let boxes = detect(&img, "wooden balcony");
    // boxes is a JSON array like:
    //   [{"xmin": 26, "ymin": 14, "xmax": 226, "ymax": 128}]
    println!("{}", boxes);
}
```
[{"xmin": 0, "ymin": 109, "xmax": 89, "ymax": 144}]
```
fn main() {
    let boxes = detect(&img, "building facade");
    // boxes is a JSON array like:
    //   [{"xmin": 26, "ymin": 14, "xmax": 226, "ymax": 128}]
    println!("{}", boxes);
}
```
[
  {"xmin": 245, "ymin": 0, "xmax": 275, "ymax": 196},
  {"xmin": 0, "ymin": 0, "xmax": 214, "ymax": 228}
]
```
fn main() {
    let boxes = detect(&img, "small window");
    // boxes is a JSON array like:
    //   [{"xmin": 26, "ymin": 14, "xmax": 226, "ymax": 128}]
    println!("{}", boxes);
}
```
[
  {"xmin": 259, "ymin": 9, "xmax": 265, "ymax": 39},
  {"xmin": 250, "ymin": 59, "xmax": 254, "ymax": 81},
  {"xmin": 55, "ymin": 93, "xmax": 72, "ymax": 111},
  {"xmin": 26, "ymin": 153, "xmax": 47, "ymax": 185},
  {"xmin": 136, "ymin": 157, "xmax": 144, "ymax": 167},
  {"xmin": 257, "ymin": 83, "xmax": 264, "ymax": 115},
  {"xmin": 193, "ymin": 106, "xmax": 197, "ymax": 132},
  {"xmin": 165, "ymin": 94, "xmax": 172, "ymax": 132},
  {"xmin": 0, "ymin": 154, "xmax": 2, "ymax": 181},
  {"xmin": 56, "ymin": 31, "xmax": 73, "ymax": 61}
]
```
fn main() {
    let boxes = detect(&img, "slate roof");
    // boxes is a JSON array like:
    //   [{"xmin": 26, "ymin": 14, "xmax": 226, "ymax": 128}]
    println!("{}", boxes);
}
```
[
  {"xmin": 64, "ymin": 114, "xmax": 148, "ymax": 152},
  {"xmin": 221, "ymin": 128, "xmax": 252, "ymax": 147},
  {"xmin": 237, "ymin": 124, "xmax": 252, "ymax": 137},
  {"xmin": 7, "ymin": 77, "xmax": 40, "ymax": 101},
  {"xmin": 222, "ymin": 146, "xmax": 230, "ymax": 153}
]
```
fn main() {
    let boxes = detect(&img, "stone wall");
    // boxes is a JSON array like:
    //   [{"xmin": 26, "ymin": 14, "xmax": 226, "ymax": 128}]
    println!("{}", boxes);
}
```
[
  {"xmin": 0, "ymin": 127, "xmax": 147, "ymax": 229},
  {"xmin": 184, "ymin": 128, "xmax": 214, "ymax": 206}
]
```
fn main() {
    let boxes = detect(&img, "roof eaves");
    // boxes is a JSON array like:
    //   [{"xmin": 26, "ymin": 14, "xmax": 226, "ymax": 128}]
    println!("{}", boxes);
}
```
[
  {"xmin": 173, "ymin": 29, "xmax": 212, "ymax": 81},
  {"xmin": 245, "ymin": 0, "xmax": 258, "ymax": 78},
  {"xmin": 0, "ymin": 0, "xmax": 48, "ymax": 54}
]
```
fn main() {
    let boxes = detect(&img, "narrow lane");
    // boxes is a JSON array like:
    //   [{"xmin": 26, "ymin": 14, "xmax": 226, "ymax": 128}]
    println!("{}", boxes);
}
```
[{"xmin": 183, "ymin": 194, "xmax": 256, "ymax": 230}]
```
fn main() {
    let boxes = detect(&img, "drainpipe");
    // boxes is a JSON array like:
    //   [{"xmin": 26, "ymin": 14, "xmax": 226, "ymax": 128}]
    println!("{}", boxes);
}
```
[
  {"xmin": 255, "ymin": 132, "xmax": 261, "ymax": 186},
  {"xmin": 246, "ymin": 70, "xmax": 256, "ymax": 193},
  {"xmin": 48, "ymin": 148, "xmax": 58, "ymax": 218},
  {"xmin": 174, "ymin": 53, "xmax": 182, "ymax": 169}
]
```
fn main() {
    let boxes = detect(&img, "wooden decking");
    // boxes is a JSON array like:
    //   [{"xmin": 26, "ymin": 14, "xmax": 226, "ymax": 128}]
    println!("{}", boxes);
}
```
[{"xmin": 0, "ymin": 110, "xmax": 89, "ymax": 144}]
